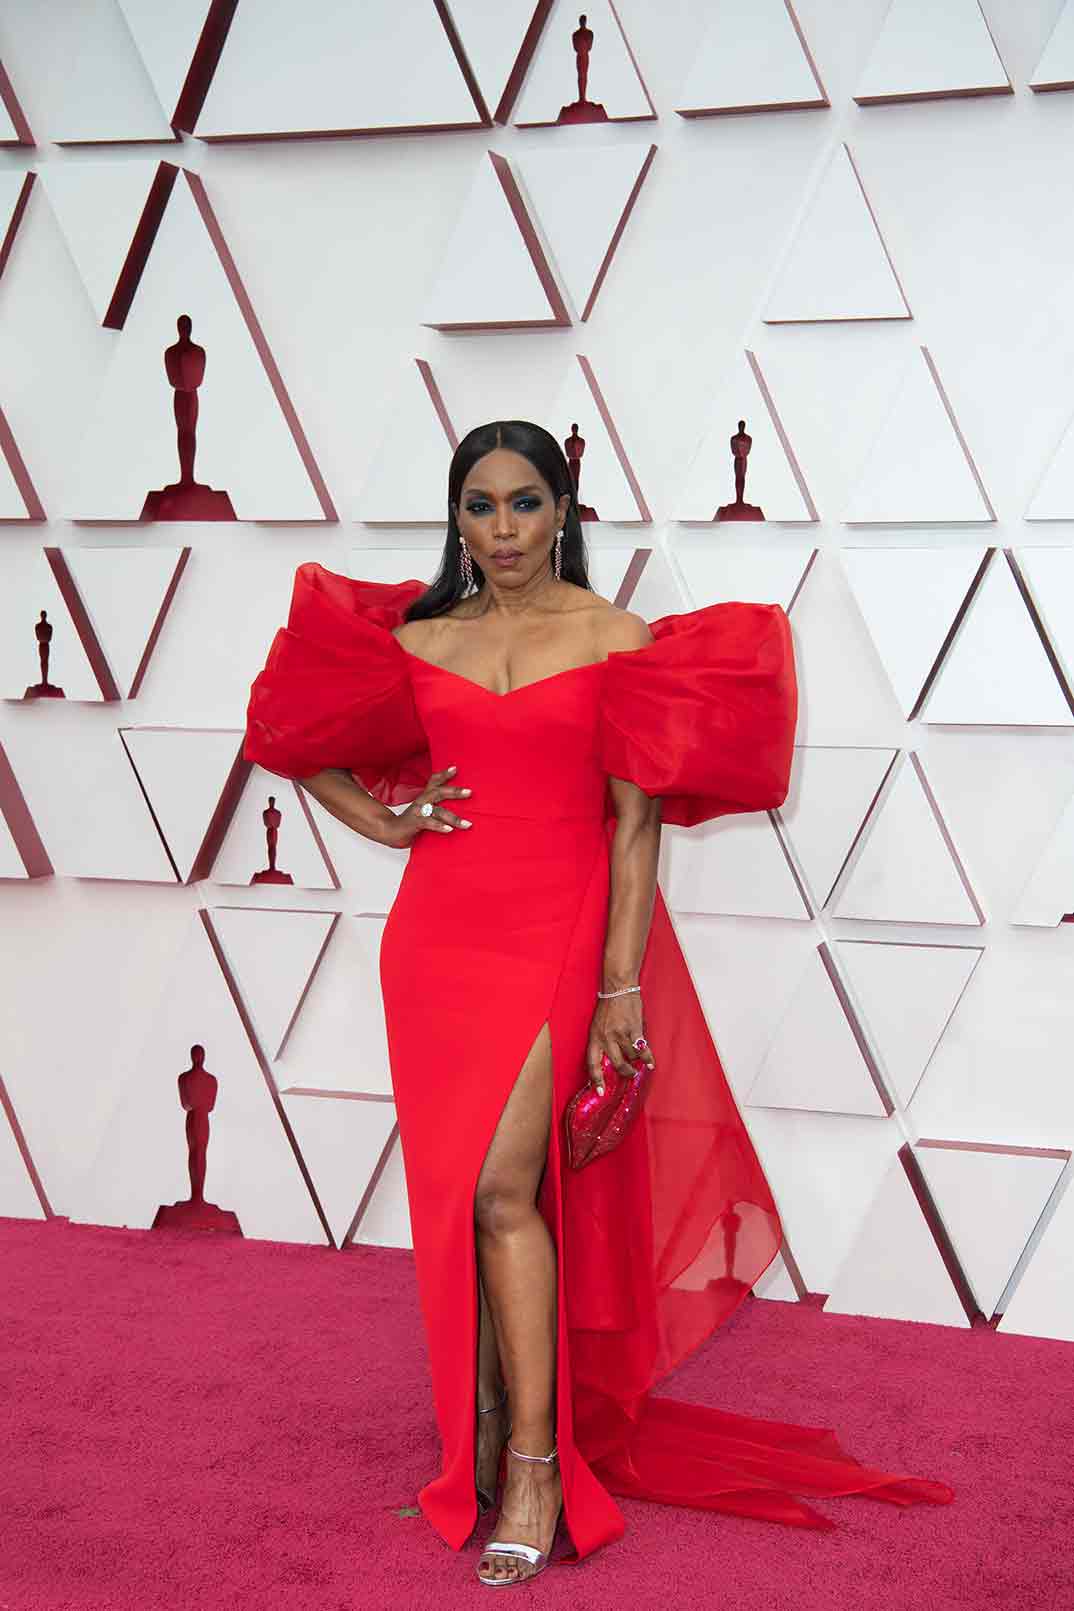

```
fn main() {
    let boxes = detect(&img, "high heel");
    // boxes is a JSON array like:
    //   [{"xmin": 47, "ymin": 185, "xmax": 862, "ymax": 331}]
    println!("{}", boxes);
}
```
[
  {"xmin": 475, "ymin": 1387, "xmax": 509, "ymax": 1513},
  {"xmin": 476, "ymin": 1441, "xmax": 562, "ymax": 1588}
]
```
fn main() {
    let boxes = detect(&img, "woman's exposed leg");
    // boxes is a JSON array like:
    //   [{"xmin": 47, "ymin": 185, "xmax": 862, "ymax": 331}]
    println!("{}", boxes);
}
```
[
  {"xmin": 474, "ymin": 1270, "xmax": 508, "ymax": 1503},
  {"xmin": 474, "ymin": 1020, "xmax": 562, "ymax": 1584}
]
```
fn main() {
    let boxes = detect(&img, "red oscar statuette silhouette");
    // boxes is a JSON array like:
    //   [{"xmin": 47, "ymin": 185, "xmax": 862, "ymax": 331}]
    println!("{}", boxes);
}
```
[
  {"xmin": 153, "ymin": 1044, "xmax": 241, "ymax": 1233},
  {"xmin": 250, "ymin": 793, "xmax": 294, "ymax": 885},
  {"xmin": 716, "ymin": 418, "xmax": 765, "ymax": 521},
  {"xmin": 564, "ymin": 422, "xmax": 599, "ymax": 520},
  {"xmin": 23, "ymin": 609, "xmax": 65, "ymax": 699},
  {"xmin": 557, "ymin": 12, "xmax": 609, "ymax": 124},
  {"xmin": 141, "ymin": 314, "xmax": 237, "ymax": 521}
]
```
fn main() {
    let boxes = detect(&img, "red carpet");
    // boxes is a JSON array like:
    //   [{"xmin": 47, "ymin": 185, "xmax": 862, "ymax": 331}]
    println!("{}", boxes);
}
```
[{"xmin": 1, "ymin": 1216, "xmax": 1070, "ymax": 1611}]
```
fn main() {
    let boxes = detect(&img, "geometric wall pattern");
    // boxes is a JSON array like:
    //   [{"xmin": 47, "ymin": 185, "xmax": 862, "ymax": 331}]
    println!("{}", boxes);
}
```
[{"xmin": 2, "ymin": 0, "xmax": 1074, "ymax": 1346}]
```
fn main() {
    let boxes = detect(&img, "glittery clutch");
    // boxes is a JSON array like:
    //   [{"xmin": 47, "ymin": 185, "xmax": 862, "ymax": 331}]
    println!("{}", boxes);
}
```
[{"xmin": 564, "ymin": 1049, "xmax": 653, "ymax": 1170}]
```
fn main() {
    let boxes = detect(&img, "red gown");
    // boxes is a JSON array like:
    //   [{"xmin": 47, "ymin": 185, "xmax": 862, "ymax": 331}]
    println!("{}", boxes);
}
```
[{"xmin": 243, "ymin": 561, "xmax": 954, "ymax": 1561}]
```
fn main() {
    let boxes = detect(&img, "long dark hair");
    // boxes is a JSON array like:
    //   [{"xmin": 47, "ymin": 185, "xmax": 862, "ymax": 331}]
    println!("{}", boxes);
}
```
[{"xmin": 403, "ymin": 419, "xmax": 594, "ymax": 622}]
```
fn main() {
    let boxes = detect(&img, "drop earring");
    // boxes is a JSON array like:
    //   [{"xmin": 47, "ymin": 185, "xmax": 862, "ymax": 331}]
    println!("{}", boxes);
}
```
[
  {"xmin": 553, "ymin": 528, "xmax": 562, "ymax": 580},
  {"xmin": 460, "ymin": 540, "xmax": 474, "ymax": 592}
]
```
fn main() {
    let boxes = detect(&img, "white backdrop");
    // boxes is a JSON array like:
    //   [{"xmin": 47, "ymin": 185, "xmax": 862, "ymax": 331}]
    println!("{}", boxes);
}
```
[{"xmin": 1, "ymin": 0, "xmax": 1074, "ymax": 1343}]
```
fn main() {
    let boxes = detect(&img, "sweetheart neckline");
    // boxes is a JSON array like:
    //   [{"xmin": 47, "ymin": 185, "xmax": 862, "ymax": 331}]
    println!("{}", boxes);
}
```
[{"xmin": 398, "ymin": 645, "xmax": 608, "ymax": 701}]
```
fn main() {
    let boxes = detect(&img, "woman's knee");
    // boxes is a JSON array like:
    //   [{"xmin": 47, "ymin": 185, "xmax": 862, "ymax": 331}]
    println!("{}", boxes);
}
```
[{"xmin": 474, "ymin": 1177, "xmax": 537, "ymax": 1239}]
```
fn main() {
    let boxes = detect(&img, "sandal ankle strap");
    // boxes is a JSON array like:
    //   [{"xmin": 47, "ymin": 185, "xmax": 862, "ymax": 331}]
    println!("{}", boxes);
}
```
[
  {"xmin": 506, "ymin": 1441, "xmax": 558, "ymax": 1464},
  {"xmin": 477, "ymin": 1387, "xmax": 507, "ymax": 1415}
]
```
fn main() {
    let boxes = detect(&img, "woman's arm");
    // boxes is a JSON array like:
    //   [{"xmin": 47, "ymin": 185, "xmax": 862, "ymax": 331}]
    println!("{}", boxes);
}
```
[
  {"xmin": 588, "ymin": 775, "xmax": 662, "ymax": 1092},
  {"xmin": 295, "ymin": 763, "xmax": 472, "ymax": 851},
  {"xmin": 294, "ymin": 767, "xmax": 397, "ymax": 844}
]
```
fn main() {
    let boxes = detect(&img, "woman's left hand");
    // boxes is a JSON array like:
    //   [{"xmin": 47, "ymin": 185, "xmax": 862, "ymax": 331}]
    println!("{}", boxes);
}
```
[{"xmin": 586, "ymin": 993, "xmax": 656, "ymax": 1095}]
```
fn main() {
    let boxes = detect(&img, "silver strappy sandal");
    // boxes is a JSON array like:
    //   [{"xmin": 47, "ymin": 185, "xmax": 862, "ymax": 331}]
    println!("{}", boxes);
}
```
[
  {"xmin": 476, "ymin": 1442, "xmax": 562, "ymax": 1588},
  {"xmin": 475, "ymin": 1387, "xmax": 508, "ymax": 1513}
]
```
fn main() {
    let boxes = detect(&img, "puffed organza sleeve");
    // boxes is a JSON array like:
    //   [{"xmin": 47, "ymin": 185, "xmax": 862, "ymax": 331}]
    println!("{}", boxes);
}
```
[
  {"xmin": 242, "ymin": 561, "xmax": 433, "ymax": 807},
  {"xmin": 597, "ymin": 600, "xmax": 797, "ymax": 827}
]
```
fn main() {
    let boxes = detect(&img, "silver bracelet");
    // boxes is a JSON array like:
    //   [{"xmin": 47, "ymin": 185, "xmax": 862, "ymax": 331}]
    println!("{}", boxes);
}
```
[{"xmin": 597, "ymin": 984, "xmax": 641, "ymax": 999}]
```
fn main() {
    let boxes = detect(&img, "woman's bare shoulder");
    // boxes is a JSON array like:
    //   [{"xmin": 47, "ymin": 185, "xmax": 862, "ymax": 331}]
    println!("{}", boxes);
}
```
[{"xmin": 586, "ymin": 592, "xmax": 653, "ymax": 655}]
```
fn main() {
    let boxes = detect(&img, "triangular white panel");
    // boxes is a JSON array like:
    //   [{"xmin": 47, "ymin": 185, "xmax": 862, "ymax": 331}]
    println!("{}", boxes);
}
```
[
  {"xmin": 213, "ymin": 776, "xmax": 335, "ymax": 892},
  {"xmin": 0, "ymin": 403, "xmax": 40, "ymax": 520},
  {"xmin": 354, "ymin": 1132, "xmax": 413, "ymax": 1248},
  {"xmin": 213, "ymin": 908, "xmax": 337, "ymax": 1062},
  {"xmin": 586, "ymin": 545, "xmax": 638, "ymax": 606},
  {"xmin": 423, "ymin": 153, "xmax": 567, "ymax": 332},
  {"xmin": 118, "ymin": 0, "xmax": 216, "ymax": 123},
  {"xmin": 0, "ymin": 79, "xmax": 22, "ymax": 145},
  {"xmin": 8, "ymin": 726, "xmax": 177, "ymax": 881},
  {"xmin": 514, "ymin": 0, "xmax": 655, "ymax": 126},
  {"xmin": 618, "ymin": 543, "xmax": 689, "ymax": 620},
  {"xmin": 347, "ymin": 547, "xmax": 444, "ymax": 589},
  {"xmin": 1029, "ymin": 1, "xmax": 1074, "ymax": 91},
  {"xmin": 765, "ymin": 144, "xmax": 910, "ymax": 324},
  {"xmin": 76, "ymin": 914, "xmax": 327, "ymax": 1242},
  {"xmin": 676, "ymin": 349, "xmax": 817, "ymax": 522},
  {"xmin": 831, "ymin": 754, "xmax": 982, "ymax": 925},
  {"xmin": 61, "ymin": 547, "xmax": 185, "ymax": 698},
  {"xmin": 746, "ymin": 946, "xmax": 887, "ymax": 1116},
  {"xmin": 197, "ymin": 0, "xmax": 484, "ymax": 137},
  {"xmin": 844, "ymin": 347, "xmax": 994, "ymax": 524},
  {"xmin": 786, "ymin": 549, "xmax": 910, "ymax": 744},
  {"xmin": 1017, "ymin": 547, "xmax": 1074, "ymax": 697},
  {"xmin": 0, "ymin": 1086, "xmax": 42, "ymax": 1219},
  {"xmin": 0, "ymin": 802, "xmax": 32, "ymax": 879},
  {"xmin": 825, "ymin": 1157, "xmax": 971, "ymax": 1325},
  {"xmin": 545, "ymin": 357, "xmax": 649, "ymax": 522},
  {"xmin": 37, "ymin": 0, "xmax": 178, "ymax": 143},
  {"xmin": 676, "ymin": 0, "xmax": 827, "ymax": 115},
  {"xmin": 65, "ymin": 173, "xmax": 326, "ymax": 520},
  {"xmin": 39, "ymin": 161, "xmax": 164, "ymax": 325},
  {"xmin": 841, "ymin": 545, "xmax": 985, "ymax": 716},
  {"xmin": 853, "ymin": 0, "xmax": 1011, "ymax": 104},
  {"xmin": 447, "ymin": 0, "xmax": 535, "ymax": 119},
  {"xmin": 1010, "ymin": 784, "xmax": 1074, "ymax": 927},
  {"xmin": 997, "ymin": 1173, "xmax": 1074, "ymax": 1341},
  {"xmin": 921, "ymin": 553, "xmax": 1072, "ymax": 726},
  {"xmin": 274, "ymin": 916, "xmax": 394, "ymax": 1099},
  {"xmin": 356, "ymin": 362, "xmax": 456, "ymax": 523},
  {"xmin": 282, "ymin": 1091, "xmax": 397, "ymax": 1248},
  {"xmin": 1024, "ymin": 407, "xmax": 1074, "ymax": 519},
  {"xmin": 672, "ymin": 541, "xmax": 810, "ymax": 613},
  {"xmin": 303, "ymin": 794, "xmax": 409, "ymax": 914},
  {"xmin": 513, "ymin": 143, "xmax": 655, "ymax": 320},
  {"xmin": 0, "ymin": 550, "xmax": 101, "ymax": 701},
  {"xmin": 664, "ymin": 812, "xmax": 806, "ymax": 921},
  {"xmin": 124, "ymin": 728, "xmax": 242, "ymax": 882},
  {"xmin": 751, "ymin": 1251, "xmax": 799, "ymax": 1303},
  {"xmin": 917, "ymin": 1142, "xmax": 1068, "ymax": 1318},
  {"xmin": 837, "ymin": 940, "xmax": 982, "ymax": 1109},
  {"xmin": 745, "ymin": 1107, "xmax": 903, "ymax": 1293},
  {"xmin": 777, "ymin": 746, "xmax": 896, "ymax": 912}
]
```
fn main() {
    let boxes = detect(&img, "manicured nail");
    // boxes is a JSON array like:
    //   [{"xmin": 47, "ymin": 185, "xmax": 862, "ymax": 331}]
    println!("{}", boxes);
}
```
[
  {"xmin": 460, "ymin": 819, "xmax": 472, "ymax": 828},
  {"xmin": 461, "ymin": 787, "xmax": 472, "ymax": 795},
  {"xmin": 447, "ymin": 765, "xmax": 457, "ymax": 773}
]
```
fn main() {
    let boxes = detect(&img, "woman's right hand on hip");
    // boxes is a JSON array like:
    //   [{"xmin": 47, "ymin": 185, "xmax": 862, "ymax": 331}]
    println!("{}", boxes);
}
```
[{"xmin": 379, "ymin": 766, "xmax": 473, "ymax": 849}]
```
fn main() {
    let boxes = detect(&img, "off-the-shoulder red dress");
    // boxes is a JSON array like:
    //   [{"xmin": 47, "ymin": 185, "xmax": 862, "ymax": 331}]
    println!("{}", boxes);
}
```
[{"xmin": 243, "ymin": 562, "xmax": 954, "ymax": 1561}]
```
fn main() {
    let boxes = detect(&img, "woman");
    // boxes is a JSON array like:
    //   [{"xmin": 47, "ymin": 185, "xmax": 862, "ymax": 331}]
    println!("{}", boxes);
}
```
[{"xmin": 243, "ymin": 420, "xmax": 954, "ymax": 1587}]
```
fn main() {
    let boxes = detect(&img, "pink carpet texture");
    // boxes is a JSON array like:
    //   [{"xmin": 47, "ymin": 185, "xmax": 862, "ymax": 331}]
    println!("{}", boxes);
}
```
[{"xmin": 2, "ymin": 1215, "xmax": 1072, "ymax": 1611}]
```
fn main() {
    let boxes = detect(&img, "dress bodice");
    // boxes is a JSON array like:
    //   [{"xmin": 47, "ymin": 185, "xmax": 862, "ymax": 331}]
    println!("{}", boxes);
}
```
[
  {"xmin": 401, "ymin": 651, "xmax": 611, "ymax": 822},
  {"xmin": 242, "ymin": 562, "xmax": 799, "ymax": 829}
]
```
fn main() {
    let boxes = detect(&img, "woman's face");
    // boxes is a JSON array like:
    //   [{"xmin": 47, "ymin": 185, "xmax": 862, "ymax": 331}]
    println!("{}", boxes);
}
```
[{"xmin": 454, "ymin": 449, "xmax": 570, "ymax": 584}]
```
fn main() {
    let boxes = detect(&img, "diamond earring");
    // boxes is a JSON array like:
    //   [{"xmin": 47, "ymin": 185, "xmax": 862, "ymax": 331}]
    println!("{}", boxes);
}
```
[
  {"xmin": 460, "ymin": 541, "xmax": 474, "ymax": 591},
  {"xmin": 554, "ymin": 528, "xmax": 562, "ymax": 580}
]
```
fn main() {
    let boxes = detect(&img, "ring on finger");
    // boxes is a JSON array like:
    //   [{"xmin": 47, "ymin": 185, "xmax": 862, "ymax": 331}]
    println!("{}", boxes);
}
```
[{"xmin": 419, "ymin": 802, "xmax": 433, "ymax": 818}]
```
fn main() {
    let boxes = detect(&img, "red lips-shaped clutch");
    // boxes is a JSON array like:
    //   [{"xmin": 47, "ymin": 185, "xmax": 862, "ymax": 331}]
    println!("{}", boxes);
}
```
[{"xmin": 564, "ymin": 1049, "xmax": 653, "ymax": 1170}]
